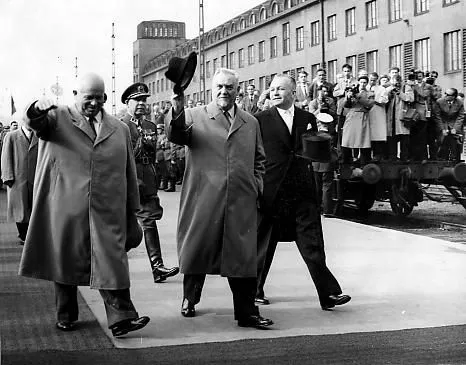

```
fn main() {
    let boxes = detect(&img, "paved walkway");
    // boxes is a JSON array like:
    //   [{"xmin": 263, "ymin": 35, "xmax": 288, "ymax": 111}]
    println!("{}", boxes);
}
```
[{"xmin": 78, "ymin": 190, "xmax": 466, "ymax": 349}]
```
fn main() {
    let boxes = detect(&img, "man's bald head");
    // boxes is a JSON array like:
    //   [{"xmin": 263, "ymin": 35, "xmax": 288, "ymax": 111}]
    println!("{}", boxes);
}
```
[{"xmin": 75, "ymin": 72, "xmax": 106, "ymax": 117}]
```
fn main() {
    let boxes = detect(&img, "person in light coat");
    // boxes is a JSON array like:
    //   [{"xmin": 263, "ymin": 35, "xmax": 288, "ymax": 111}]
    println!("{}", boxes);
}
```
[
  {"xmin": 18, "ymin": 72, "xmax": 149, "ymax": 337},
  {"xmin": 1, "ymin": 118, "xmax": 38, "ymax": 243},
  {"xmin": 367, "ymin": 72, "xmax": 389, "ymax": 161},
  {"xmin": 165, "ymin": 67, "xmax": 273, "ymax": 329},
  {"xmin": 341, "ymin": 75, "xmax": 374, "ymax": 165}
]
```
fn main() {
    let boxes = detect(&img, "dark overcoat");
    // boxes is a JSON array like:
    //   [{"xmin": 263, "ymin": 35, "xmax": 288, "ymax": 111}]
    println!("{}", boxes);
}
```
[
  {"xmin": 19, "ymin": 103, "xmax": 139, "ymax": 290},
  {"xmin": 165, "ymin": 102, "xmax": 265, "ymax": 277},
  {"xmin": 0, "ymin": 128, "xmax": 38, "ymax": 222}
]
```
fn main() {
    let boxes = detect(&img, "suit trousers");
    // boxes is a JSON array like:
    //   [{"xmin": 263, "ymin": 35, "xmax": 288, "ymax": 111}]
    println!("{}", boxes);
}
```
[
  {"xmin": 256, "ymin": 200, "xmax": 342, "ymax": 306},
  {"xmin": 54, "ymin": 282, "xmax": 138, "ymax": 328},
  {"xmin": 183, "ymin": 274, "xmax": 259, "ymax": 320}
]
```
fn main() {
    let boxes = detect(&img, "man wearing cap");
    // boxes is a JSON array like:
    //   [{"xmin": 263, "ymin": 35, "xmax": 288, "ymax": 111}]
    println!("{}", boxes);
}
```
[
  {"xmin": 254, "ymin": 74, "xmax": 351, "ymax": 310},
  {"xmin": 166, "ymin": 67, "xmax": 273, "ymax": 330},
  {"xmin": 121, "ymin": 82, "xmax": 179, "ymax": 283}
]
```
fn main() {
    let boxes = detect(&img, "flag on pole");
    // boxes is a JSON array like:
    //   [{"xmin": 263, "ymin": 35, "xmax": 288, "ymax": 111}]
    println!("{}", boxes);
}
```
[{"xmin": 11, "ymin": 96, "xmax": 16, "ymax": 115}]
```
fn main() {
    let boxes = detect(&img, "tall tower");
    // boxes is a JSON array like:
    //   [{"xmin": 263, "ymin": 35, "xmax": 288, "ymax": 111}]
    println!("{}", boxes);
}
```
[
  {"xmin": 133, "ymin": 20, "xmax": 187, "ymax": 83},
  {"xmin": 112, "ymin": 22, "xmax": 116, "ymax": 116}
]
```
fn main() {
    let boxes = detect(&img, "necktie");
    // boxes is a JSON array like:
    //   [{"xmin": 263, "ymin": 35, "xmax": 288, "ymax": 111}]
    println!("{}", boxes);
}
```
[
  {"xmin": 224, "ymin": 111, "xmax": 231, "ymax": 125},
  {"xmin": 88, "ymin": 116, "xmax": 97, "ymax": 135}
]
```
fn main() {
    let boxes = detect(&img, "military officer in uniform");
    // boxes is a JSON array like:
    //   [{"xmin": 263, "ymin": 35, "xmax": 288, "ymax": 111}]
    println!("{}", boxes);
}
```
[{"xmin": 120, "ymin": 83, "xmax": 179, "ymax": 283}]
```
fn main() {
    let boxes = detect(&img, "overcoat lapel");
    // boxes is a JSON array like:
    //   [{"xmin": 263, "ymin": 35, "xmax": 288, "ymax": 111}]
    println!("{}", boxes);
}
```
[
  {"xmin": 206, "ymin": 102, "xmax": 231, "ymax": 132},
  {"xmin": 29, "ymin": 133, "xmax": 38, "ymax": 151},
  {"xmin": 95, "ymin": 111, "xmax": 117, "ymax": 146},
  {"xmin": 69, "ymin": 105, "xmax": 97, "ymax": 142},
  {"xmin": 228, "ymin": 108, "xmax": 246, "ymax": 139}
]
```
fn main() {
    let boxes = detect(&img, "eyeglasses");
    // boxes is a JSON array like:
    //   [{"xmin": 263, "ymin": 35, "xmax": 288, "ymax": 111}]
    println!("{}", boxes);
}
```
[{"xmin": 445, "ymin": 93, "xmax": 455, "ymax": 97}]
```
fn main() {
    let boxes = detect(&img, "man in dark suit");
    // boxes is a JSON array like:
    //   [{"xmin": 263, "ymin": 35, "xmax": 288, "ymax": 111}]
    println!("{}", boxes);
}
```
[
  {"xmin": 433, "ymin": 88, "xmax": 465, "ymax": 161},
  {"xmin": 254, "ymin": 74, "xmax": 351, "ymax": 310},
  {"xmin": 295, "ymin": 70, "xmax": 311, "ymax": 109},
  {"xmin": 241, "ymin": 84, "xmax": 260, "ymax": 114},
  {"xmin": 121, "ymin": 83, "xmax": 179, "ymax": 283},
  {"xmin": 309, "ymin": 68, "xmax": 334, "ymax": 101}
]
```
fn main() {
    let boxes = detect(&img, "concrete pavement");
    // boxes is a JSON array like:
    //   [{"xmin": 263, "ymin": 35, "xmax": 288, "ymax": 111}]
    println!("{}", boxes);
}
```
[{"xmin": 79, "ymin": 189, "xmax": 466, "ymax": 349}]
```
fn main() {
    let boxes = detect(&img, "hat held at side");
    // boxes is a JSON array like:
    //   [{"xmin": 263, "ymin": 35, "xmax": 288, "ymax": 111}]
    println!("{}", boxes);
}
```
[{"xmin": 301, "ymin": 131, "xmax": 333, "ymax": 163}]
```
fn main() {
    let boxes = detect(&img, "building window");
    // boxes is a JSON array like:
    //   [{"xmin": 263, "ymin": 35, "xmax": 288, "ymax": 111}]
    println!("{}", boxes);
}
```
[
  {"xmin": 238, "ymin": 49, "xmax": 244, "ymax": 68},
  {"xmin": 213, "ymin": 58, "xmax": 218, "ymax": 74},
  {"xmin": 271, "ymin": 2, "xmax": 279, "ymax": 16},
  {"xmin": 230, "ymin": 23, "xmax": 236, "ymax": 34},
  {"xmin": 259, "ymin": 76, "xmax": 266, "ymax": 92},
  {"xmin": 250, "ymin": 13, "xmax": 257, "ymax": 25},
  {"xmin": 415, "ymin": 37, "xmax": 431, "ymax": 71},
  {"xmin": 259, "ymin": 41, "xmax": 265, "ymax": 62},
  {"xmin": 366, "ymin": 50, "xmax": 378, "ymax": 73},
  {"xmin": 444, "ymin": 30, "xmax": 461, "ymax": 72},
  {"xmin": 248, "ymin": 44, "xmax": 255, "ymax": 65},
  {"xmin": 389, "ymin": 44, "xmax": 402, "ymax": 68},
  {"xmin": 161, "ymin": 78, "xmax": 164, "ymax": 92},
  {"xmin": 389, "ymin": 0, "xmax": 402, "ymax": 22},
  {"xmin": 311, "ymin": 21, "xmax": 320, "ymax": 46},
  {"xmin": 283, "ymin": 23, "xmax": 290, "ymax": 55},
  {"xmin": 415, "ymin": 0, "xmax": 429, "ymax": 14},
  {"xmin": 248, "ymin": 79, "xmax": 255, "ymax": 85},
  {"xmin": 221, "ymin": 55, "xmax": 226, "ymax": 68},
  {"xmin": 346, "ymin": 55, "xmax": 357, "ymax": 72},
  {"xmin": 240, "ymin": 19, "xmax": 246, "ymax": 30},
  {"xmin": 205, "ymin": 61, "xmax": 210, "ymax": 78},
  {"xmin": 443, "ymin": 0, "xmax": 459, "ymax": 5},
  {"xmin": 260, "ymin": 8, "xmax": 267, "ymax": 20},
  {"xmin": 284, "ymin": 0, "xmax": 291, "ymax": 9},
  {"xmin": 327, "ymin": 15, "xmax": 337, "ymax": 41},
  {"xmin": 270, "ymin": 36, "xmax": 277, "ymax": 58},
  {"xmin": 156, "ymin": 80, "xmax": 160, "ymax": 93},
  {"xmin": 296, "ymin": 26, "xmax": 304, "ymax": 51},
  {"xmin": 327, "ymin": 60, "xmax": 337, "ymax": 83},
  {"xmin": 229, "ymin": 52, "xmax": 235, "ymax": 69},
  {"xmin": 345, "ymin": 8, "xmax": 356, "ymax": 36},
  {"xmin": 366, "ymin": 1, "xmax": 378, "ymax": 29}
]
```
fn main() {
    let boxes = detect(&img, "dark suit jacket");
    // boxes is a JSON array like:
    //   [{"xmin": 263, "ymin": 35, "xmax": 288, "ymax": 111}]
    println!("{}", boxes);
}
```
[
  {"xmin": 241, "ymin": 94, "xmax": 260, "ymax": 114},
  {"xmin": 255, "ymin": 106, "xmax": 318, "ymax": 214},
  {"xmin": 433, "ymin": 98, "xmax": 465, "ymax": 135}
]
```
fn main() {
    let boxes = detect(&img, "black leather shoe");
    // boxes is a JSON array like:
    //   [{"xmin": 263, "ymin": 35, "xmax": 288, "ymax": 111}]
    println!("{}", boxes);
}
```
[
  {"xmin": 153, "ymin": 265, "xmax": 180, "ymax": 283},
  {"xmin": 254, "ymin": 296, "xmax": 270, "ymax": 305},
  {"xmin": 321, "ymin": 294, "xmax": 351, "ymax": 310},
  {"xmin": 238, "ymin": 315, "xmax": 273, "ymax": 329},
  {"xmin": 110, "ymin": 316, "xmax": 150, "ymax": 337},
  {"xmin": 56, "ymin": 321, "xmax": 76, "ymax": 331},
  {"xmin": 181, "ymin": 298, "xmax": 195, "ymax": 317}
]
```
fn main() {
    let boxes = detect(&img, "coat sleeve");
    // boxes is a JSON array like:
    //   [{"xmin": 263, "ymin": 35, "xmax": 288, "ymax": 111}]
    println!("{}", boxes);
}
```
[
  {"xmin": 454, "ymin": 103, "xmax": 465, "ymax": 133},
  {"xmin": 432, "ymin": 101, "xmax": 444, "ymax": 133},
  {"xmin": 24, "ymin": 101, "xmax": 57, "ymax": 140},
  {"xmin": 165, "ymin": 108, "xmax": 192, "ymax": 146},
  {"xmin": 0, "ymin": 132, "xmax": 14, "ymax": 183},
  {"xmin": 254, "ymin": 121, "xmax": 266, "ymax": 196},
  {"xmin": 124, "ymin": 126, "xmax": 140, "ymax": 212}
]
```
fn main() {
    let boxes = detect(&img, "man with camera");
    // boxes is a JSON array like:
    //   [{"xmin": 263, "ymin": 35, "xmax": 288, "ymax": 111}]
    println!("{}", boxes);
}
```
[{"xmin": 121, "ymin": 82, "xmax": 179, "ymax": 284}]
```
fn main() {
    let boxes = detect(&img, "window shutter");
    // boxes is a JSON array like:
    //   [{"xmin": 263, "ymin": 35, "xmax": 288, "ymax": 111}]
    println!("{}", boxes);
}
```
[
  {"xmin": 357, "ymin": 53, "xmax": 365, "ymax": 73},
  {"xmin": 403, "ymin": 42, "xmax": 413, "ymax": 79},
  {"xmin": 290, "ymin": 69, "xmax": 296, "ymax": 80},
  {"xmin": 463, "ymin": 29, "xmax": 466, "ymax": 87}
]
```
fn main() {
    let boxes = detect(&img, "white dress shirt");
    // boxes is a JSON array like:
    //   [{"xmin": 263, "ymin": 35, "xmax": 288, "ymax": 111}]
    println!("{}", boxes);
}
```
[{"xmin": 276, "ymin": 105, "xmax": 295, "ymax": 134}]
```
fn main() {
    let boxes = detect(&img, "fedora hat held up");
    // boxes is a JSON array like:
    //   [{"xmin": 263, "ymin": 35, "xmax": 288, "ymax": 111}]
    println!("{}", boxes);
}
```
[{"xmin": 165, "ymin": 52, "xmax": 198, "ymax": 95}]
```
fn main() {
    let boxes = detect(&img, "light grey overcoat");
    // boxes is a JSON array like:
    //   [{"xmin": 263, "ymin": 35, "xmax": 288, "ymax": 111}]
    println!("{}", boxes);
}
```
[
  {"xmin": 1, "ymin": 128, "xmax": 38, "ymax": 222},
  {"xmin": 18, "ymin": 103, "xmax": 139, "ymax": 290},
  {"xmin": 165, "ymin": 102, "xmax": 265, "ymax": 277}
]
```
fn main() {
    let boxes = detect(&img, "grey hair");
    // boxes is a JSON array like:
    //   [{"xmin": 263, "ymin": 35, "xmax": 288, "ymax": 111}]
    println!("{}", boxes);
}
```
[
  {"xmin": 272, "ymin": 74, "xmax": 297, "ymax": 91},
  {"xmin": 212, "ymin": 68, "xmax": 240, "ymax": 83}
]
